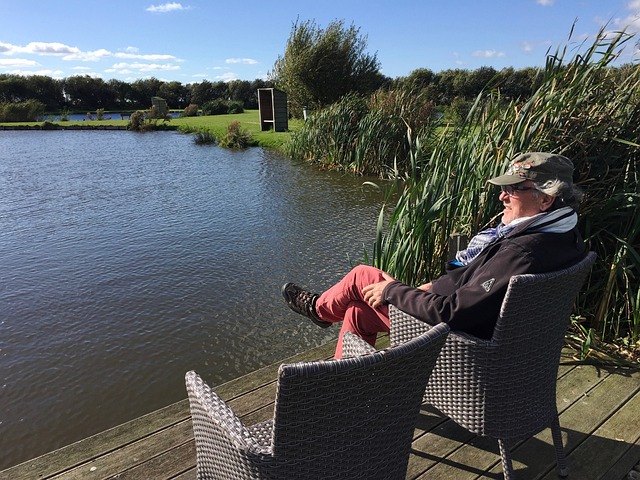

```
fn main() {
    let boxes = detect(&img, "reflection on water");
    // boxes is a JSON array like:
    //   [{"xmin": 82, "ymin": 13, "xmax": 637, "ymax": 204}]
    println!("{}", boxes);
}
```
[{"xmin": 0, "ymin": 130, "xmax": 383, "ymax": 469}]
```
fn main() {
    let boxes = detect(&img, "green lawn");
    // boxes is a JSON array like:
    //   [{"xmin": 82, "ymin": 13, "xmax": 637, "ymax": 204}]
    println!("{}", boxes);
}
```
[
  {"xmin": 173, "ymin": 110, "xmax": 301, "ymax": 149},
  {"xmin": 0, "ymin": 110, "xmax": 301, "ymax": 150}
]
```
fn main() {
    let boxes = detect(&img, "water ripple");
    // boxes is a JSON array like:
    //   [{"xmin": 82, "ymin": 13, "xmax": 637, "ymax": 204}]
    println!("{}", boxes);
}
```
[{"xmin": 0, "ymin": 130, "xmax": 383, "ymax": 468}]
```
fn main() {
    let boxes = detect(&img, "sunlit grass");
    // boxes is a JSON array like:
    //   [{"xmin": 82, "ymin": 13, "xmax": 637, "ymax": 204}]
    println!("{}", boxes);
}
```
[{"xmin": 0, "ymin": 110, "xmax": 303, "ymax": 150}]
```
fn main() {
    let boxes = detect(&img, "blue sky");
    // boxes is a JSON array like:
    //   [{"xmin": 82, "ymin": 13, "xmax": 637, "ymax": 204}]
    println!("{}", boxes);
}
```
[{"xmin": 1, "ymin": 0, "xmax": 638, "ymax": 84}]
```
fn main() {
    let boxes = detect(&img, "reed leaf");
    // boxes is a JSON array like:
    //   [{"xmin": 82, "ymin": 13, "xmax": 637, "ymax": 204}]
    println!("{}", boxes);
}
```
[{"xmin": 373, "ymin": 26, "xmax": 639, "ymax": 346}]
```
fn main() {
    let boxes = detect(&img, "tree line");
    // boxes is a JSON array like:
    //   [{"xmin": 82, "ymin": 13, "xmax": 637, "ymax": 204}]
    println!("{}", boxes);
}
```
[
  {"xmin": 0, "ymin": 65, "xmax": 542, "ymax": 116},
  {"xmin": 0, "ymin": 74, "xmax": 274, "ymax": 112}
]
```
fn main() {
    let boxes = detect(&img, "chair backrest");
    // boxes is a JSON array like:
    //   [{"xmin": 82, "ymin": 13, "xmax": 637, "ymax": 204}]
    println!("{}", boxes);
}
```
[
  {"xmin": 492, "ymin": 251, "xmax": 597, "ymax": 347},
  {"xmin": 270, "ymin": 322, "xmax": 450, "ymax": 480},
  {"xmin": 482, "ymin": 251, "xmax": 596, "ymax": 434}
]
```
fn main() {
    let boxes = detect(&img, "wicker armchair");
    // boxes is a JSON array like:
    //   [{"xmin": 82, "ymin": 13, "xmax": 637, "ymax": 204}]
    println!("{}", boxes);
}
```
[
  {"xmin": 389, "ymin": 251, "xmax": 596, "ymax": 480},
  {"xmin": 186, "ymin": 323, "xmax": 450, "ymax": 480}
]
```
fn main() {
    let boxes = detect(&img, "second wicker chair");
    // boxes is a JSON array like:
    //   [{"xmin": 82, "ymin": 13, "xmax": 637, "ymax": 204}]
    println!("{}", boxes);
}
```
[{"xmin": 186, "ymin": 323, "xmax": 450, "ymax": 480}]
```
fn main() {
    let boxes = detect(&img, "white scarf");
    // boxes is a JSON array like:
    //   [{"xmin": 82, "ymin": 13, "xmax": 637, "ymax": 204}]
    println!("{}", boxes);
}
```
[{"xmin": 455, "ymin": 207, "xmax": 577, "ymax": 266}]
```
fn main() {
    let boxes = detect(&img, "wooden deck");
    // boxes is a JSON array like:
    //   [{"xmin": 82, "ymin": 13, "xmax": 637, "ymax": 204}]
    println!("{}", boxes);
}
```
[{"xmin": 1, "ymin": 338, "xmax": 638, "ymax": 480}]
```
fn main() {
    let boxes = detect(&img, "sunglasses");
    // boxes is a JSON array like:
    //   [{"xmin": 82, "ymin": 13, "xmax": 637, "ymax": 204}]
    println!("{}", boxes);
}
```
[{"xmin": 500, "ymin": 185, "xmax": 535, "ymax": 197}]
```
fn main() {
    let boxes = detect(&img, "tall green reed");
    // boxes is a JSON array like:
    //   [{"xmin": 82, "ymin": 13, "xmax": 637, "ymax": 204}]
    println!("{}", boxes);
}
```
[
  {"xmin": 373, "ymin": 27, "xmax": 639, "ymax": 346},
  {"xmin": 285, "ymin": 90, "xmax": 436, "ymax": 177}
]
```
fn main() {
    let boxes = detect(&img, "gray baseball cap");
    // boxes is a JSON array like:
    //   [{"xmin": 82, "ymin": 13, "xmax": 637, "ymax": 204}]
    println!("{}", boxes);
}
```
[{"xmin": 488, "ymin": 152, "xmax": 575, "ymax": 186}]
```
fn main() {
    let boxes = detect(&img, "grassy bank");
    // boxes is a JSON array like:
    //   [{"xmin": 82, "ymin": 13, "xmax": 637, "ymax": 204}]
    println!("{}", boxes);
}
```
[{"xmin": 0, "ymin": 110, "xmax": 301, "ymax": 151}]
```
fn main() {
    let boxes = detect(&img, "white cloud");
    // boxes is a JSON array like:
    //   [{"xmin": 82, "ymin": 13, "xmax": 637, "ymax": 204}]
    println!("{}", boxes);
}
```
[
  {"xmin": 110, "ymin": 62, "xmax": 180, "ymax": 72},
  {"xmin": 63, "ymin": 49, "xmax": 112, "ymax": 62},
  {"xmin": 24, "ymin": 42, "xmax": 80, "ymax": 55},
  {"xmin": 225, "ymin": 58, "xmax": 258, "ymax": 65},
  {"xmin": 215, "ymin": 72, "xmax": 239, "ymax": 82},
  {"xmin": 7, "ymin": 69, "xmax": 65, "ymax": 77},
  {"xmin": 0, "ymin": 58, "xmax": 39, "ymax": 67},
  {"xmin": 536, "ymin": 0, "xmax": 555, "ymax": 6},
  {"xmin": 0, "ymin": 41, "xmax": 182, "ymax": 72},
  {"xmin": 146, "ymin": 2, "xmax": 187, "ymax": 13},
  {"xmin": 521, "ymin": 41, "xmax": 535, "ymax": 53},
  {"xmin": 611, "ymin": 1, "xmax": 640, "ymax": 33},
  {"xmin": 0, "ymin": 42, "xmax": 15, "ymax": 54},
  {"xmin": 0, "ymin": 41, "xmax": 80, "ymax": 56},
  {"xmin": 115, "ymin": 52, "xmax": 178, "ymax": 61},
  {"xmin": 472, "ymin": 50, "xmax": 506, "ymax": 58}
]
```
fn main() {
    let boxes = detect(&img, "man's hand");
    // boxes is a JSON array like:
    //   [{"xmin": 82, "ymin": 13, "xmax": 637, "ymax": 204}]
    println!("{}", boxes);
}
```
[{"xmin": 362, "ymin": 272, "xmax": 396, "ymax": 309}]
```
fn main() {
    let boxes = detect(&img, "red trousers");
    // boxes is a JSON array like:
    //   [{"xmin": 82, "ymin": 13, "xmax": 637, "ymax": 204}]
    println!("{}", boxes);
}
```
[{"xmin": 315, "ymin": 265, "xmax": 390, "ymax": 358}]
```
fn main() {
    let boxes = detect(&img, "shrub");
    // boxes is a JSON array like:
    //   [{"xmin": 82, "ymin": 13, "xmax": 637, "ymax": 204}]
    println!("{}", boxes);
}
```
[
  {"xmin": 194, "ymin": 130, "xmax": 216, "ymax": 145},
  {"xmin": 182, "ymin": 104, "xmax": 199, "ymax": 117},
  {"xmin": 0, "ymin": 100, "xmax": 45, "ymax": 122},
  {"xmin": 202, "ymin": 99, "xmax": 228, "ymax": 115},
  {"xmin": 218, "ymin": 121, "xmax": 251, "ymax": 148},
  {"xmin": 40, "ymin": 120, "xmax": 59, "ymax": 130},
  {"xmin": 285, "ymin": 90, "xmax": 437, "ymax": 176},
  {"xmin": 127, "ymin": 110, "xmax": 154, "ymax": 132},
  {"xmin": 227, "ymin": 101, "xmax": 244, "ymax": 114}
]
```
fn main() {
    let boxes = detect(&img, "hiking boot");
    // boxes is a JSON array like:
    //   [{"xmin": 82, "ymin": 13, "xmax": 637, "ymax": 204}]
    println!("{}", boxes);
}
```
[{"xmin": 281, "ymin": 283, "xmax": 332, "ymax": 328}]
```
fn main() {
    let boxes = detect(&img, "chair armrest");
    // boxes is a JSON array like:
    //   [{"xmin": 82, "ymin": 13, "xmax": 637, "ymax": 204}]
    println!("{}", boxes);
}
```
[
  {"xmin": 342, "ymin": 331, "xmax": 378, "ymax": 357},
  {"xmin": 389, "ymin": 305, "xmax": 489, "ymax": 347},
  {"xmin": 185, "ymin": 370, "xmax": 269, "ymax": 454}
]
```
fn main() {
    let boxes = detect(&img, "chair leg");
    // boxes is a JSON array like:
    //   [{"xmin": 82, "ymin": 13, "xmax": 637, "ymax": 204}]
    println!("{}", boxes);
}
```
[
  {"xmin": 550, "ymin": 416, "xmax": 569, "ymax": 477},
  {"xmin": 498, "ymin": 438, "xmax": 515, "ymax": 480}
]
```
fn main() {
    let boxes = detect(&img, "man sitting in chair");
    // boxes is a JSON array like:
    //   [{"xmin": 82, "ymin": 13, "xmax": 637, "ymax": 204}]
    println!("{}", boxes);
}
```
[{"xmin": 282, "ymin": 152, "xmax": 587, "ymax": 358}]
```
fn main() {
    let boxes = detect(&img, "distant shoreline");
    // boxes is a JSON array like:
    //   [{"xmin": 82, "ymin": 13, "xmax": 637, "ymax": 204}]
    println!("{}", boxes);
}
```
[{"xmin": 0, "ymin": 124, "xmax": 135, "ymax": 131}]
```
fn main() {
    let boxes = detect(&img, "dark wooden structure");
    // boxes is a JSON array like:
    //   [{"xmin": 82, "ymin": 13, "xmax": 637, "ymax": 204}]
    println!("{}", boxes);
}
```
[
  {"xmin": 1, "ymin": 338, "xmax": 638, "ymax": 480},
  {"xmin": 258, "ymin": 88, "xmax": 288, "ymax": 132}
]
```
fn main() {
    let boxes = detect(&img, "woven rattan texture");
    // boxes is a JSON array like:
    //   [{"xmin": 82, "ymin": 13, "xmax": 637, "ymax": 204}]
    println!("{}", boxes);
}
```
[
  {"xmin": 389, "ymin": 251, "xmax": 596, "ymax": 479},
  {"xmin": 186, "ymin": 323, "xmax": 449, "ymax": 479}
]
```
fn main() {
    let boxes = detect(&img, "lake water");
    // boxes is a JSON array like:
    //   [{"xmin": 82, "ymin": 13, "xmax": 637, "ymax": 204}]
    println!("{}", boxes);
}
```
[{"xmin": 0, "ymin": 130, "xmax": 383, "ymax": 469}]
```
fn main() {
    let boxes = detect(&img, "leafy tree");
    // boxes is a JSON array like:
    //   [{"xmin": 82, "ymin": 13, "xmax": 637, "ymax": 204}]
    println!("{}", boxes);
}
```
[
  {"xmin": 190, "ymin": 80, "xmax": 229, "ymax": 106},
  {"xmin": 24, "ymin": 75, "xmax": 65, "ymax": 110},
  {"xmin": 158, "ymin": 81, "xmax": 190, "ymax": 109},
  {"xmin": 130, "ymin": 78, "xmax": 164, "ymax": 109},
  {"xmin": 63, "ymin": 75, "xmax": 113, "ymax": 110},
  {"xmin": 495, "ymin": 67, "xmax": 540, "ymax": 101},
  {"xmin": 107, "ymin": 79, "xmax": 134, "ymax": 110},
  {"xmin": 270, "ymin": 19, "xmax": 383, "ymax": 117},
  {"xmin": 227, "ymin": 80, "xmax": 253, "ymax": 108},
  {"xmin": 463, "ymin": 66, "xmax": 498, "ymax": 97},
  {"xmin": 435, "ymin": 68, "xmax": 467, "ymax": 103},
  {"xmin": 0, "ymin": 74, "xmax": 29, "ymax": 103},
  {"xmin": 398, "ymin": 68, "xmax": 436, "ymax": 92}
]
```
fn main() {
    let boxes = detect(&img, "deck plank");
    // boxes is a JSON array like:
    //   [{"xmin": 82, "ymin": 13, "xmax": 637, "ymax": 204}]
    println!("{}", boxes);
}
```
[
  {"xmin": 483, "ymin": 365, "xmax": 640, "ymax": 480},
  {"xmin": 1, "ymin": 342, "xmax": 638, "ymax": 480},
  {"xmin": 407, "ymin": 363, "xmax": 597, "ymax": 479},
  {"xmin": 539, "ymin": 372, "xmax": 640, "ymax": 480}
]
